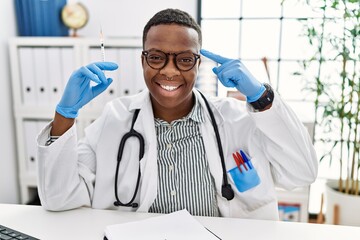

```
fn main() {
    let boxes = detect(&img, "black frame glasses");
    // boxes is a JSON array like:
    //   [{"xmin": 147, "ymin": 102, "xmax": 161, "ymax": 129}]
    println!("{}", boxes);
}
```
[{"xmin": 142, "ymin": 49, "xmax": 200, "ymax": 72}]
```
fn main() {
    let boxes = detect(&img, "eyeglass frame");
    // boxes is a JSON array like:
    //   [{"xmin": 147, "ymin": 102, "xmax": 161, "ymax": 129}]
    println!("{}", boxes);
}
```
[{"xmin": 142, "ymin": 49, "xmax": 201, "ymax": 72}]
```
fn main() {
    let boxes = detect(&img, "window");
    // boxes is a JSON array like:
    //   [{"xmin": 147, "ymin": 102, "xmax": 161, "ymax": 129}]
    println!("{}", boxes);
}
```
[{"xmin": 199, "ymin": 0, "xmax": 359, "ymax": 215}]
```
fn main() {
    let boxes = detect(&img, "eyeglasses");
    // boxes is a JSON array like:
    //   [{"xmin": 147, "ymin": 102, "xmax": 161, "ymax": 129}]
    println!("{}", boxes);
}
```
[{"xmin": 142, "ymin": 49, "xmax": 200, "ymax": 72}]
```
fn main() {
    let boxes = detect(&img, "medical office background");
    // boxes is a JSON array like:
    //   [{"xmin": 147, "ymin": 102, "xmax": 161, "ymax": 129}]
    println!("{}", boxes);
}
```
[{"xmin": 0, "ymin": 0, "xmax": 358, "ymax": 223}]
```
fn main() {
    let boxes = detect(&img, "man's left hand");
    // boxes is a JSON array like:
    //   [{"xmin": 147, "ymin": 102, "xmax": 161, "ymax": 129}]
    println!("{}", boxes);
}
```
[{"xmin": 200, "ymin": 49, "xmax": 265, "ymax": 102}]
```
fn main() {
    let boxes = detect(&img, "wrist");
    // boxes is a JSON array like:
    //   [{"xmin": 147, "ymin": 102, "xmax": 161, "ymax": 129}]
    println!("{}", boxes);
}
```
[
  {"xmin": 248, "ymin": 83, "xmax": 274, "ymax": 111},
  {"xmin": 51, "ymin": 112, "xmax": 75, "ymax": 136},
  {"xmin": 245, "ymin": 84, "xmax": 266, "ymax": 103},
  {"xmin": 56, "ymin": 105, "xmax": 78, "ymax": 119}
]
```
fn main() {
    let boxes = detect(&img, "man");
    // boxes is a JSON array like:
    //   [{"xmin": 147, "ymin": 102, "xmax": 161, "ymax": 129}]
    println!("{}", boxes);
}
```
[{"xmin": 37, "ymin": 8, "xmax": 317, "ymax": 220}]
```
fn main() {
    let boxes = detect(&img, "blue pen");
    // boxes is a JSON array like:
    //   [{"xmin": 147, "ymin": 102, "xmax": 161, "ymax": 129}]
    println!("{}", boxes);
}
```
[{"xmin": 240, "ymin": 150, "xmax": 253, "ymax": 169}]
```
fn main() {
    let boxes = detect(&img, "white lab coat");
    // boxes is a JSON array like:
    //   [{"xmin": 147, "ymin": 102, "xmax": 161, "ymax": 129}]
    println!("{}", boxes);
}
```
[{"xmin": 37, "ymin": 89, "xmax": 318, "ymax": 220}]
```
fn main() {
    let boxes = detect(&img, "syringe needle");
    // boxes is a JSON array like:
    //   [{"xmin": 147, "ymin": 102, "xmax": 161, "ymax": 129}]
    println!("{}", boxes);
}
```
[{"xmin": 100, "ymin": 26, "xmax": 105, "ymax": 62}]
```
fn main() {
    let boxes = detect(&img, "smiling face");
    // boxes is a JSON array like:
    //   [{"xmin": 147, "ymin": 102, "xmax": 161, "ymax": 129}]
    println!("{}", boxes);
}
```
[{"xmin": 142, "ymin": 24, "xmax": 201, "ymax": 122}]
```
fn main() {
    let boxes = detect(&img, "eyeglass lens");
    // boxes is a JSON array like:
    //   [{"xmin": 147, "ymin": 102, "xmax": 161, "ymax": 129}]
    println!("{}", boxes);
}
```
[{"xmin": 144, "ymin": 50, "xmax": 199, "ymax": 71}]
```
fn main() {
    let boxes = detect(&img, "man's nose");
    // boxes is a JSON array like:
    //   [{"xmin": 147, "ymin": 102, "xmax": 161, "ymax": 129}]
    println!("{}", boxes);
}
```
[{"xmin": 159, "ymin": 56, "xmax": 180, "ymax": 78}]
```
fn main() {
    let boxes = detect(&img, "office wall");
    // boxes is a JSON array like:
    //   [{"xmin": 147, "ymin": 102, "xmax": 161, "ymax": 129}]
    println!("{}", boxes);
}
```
[
  {"xmin": 0, "ymin": 0, "xmax": 197, "ymax": 203},
  {"xmin": 0, "ymin": 1, "xmax": 19, "ymax": 203},
  {"xmin": 78, "ymin": 0, "xmax": 197, "ymax": 38}
]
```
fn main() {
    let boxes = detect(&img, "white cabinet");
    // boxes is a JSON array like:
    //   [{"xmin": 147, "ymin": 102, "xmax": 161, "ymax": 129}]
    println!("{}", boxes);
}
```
[{"xmin": 9, "ymin": 37, "xmax": 142, "ymax": 204}]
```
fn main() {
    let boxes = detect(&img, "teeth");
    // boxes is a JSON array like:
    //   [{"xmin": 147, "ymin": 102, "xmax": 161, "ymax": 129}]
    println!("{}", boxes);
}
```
[{"xmin": 160, "ymin": 85, "xmax": 179, "ymax": 91}]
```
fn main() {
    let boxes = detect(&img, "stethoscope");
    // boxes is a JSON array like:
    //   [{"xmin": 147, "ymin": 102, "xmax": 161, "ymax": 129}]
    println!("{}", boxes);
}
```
[{"xmin": 113, "ymin": 91, "xmax": 235, "ymax": 208}]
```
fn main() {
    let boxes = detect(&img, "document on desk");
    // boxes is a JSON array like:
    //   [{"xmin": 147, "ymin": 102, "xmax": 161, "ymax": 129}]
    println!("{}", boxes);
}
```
[{"xmin": 104, "ymin": 209, "xmax": 221, "ymax": 240}]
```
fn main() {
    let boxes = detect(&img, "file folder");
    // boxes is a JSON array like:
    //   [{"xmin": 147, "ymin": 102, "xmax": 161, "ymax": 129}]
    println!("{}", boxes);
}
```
[
  {"xmin": 118, "ymin": 49, "xmax": 135, "ymax": 96},
  {"xmin": 47, "ymin": 47, "xmax": 64, "ymax": 105},
  {"xmin": 88, "ymin": 48, "xmax": 106, "ymax": 108},
  {"xmin": 60, "ymin": 47, "xmax": 75, "ymax": 93},
  {"xmin": 19, "ymin": 47, "xmax": 37, "ymax": 105},
  {"xmin": 134, "ymin": 49, "xmax": 146, "ymax": 94},
  {"xmin": 14, "ymin": 0, "xmax": 68, "ymax": 36},
  {"xmin": 102, "ymin": 48, "xmax": 119, "ymax": 104},
  {"xmin": 23, "ymin": 120, "xmax": 38, "ymax": 174},
  {"xmin": 33, "ymin": 47, "xmax": 50, "ymax": 105}
]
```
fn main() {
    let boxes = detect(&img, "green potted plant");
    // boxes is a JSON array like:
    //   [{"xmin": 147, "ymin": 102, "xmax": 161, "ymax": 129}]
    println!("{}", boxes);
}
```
[{"xmin": 296, "ymin": 0, "xmax": 359, "ymax": 225}]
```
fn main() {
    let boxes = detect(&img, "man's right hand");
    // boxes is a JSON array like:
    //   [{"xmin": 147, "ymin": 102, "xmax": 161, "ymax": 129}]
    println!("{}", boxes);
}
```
[{"xmin": 56, "ymin": 62, "xmax": 118, "ymax": 118}]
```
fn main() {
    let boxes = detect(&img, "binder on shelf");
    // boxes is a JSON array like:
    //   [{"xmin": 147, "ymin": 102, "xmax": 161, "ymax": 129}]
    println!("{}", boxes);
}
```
[
  {"xmin": 52, "ymin": 0, "xmax": 68, "ymax": 36},
  {"xmin": 88, "ymin": 48, "xmax": 106, "ymax": 108},
  {"xmin": 26, "ymin": 0, "xmax": 36, "ymax": 36},
  {"xmin": 102, "ymin": 48, "xmax": 120, "ymax": 105},
  {"xmin": 33, "ymin": 47, "xmax": 50, "ymax": 105},
  {"xmin": 33, "ymin": 0, "xmax": 43, "ymax": 36},
  {"xmin": 14, "ymin": 0, "xmax": 68, "ymax": 36},
  {"xmin": 60, "ymin": 47, "xmax": 75, "ymax": 90},
  {"xmin": 134, "ymin": 49, "xmax": 146, "ymax": 94},
  {"xmin": 47, "ymin": 47, "xmax": 64, "ymax": 105},
  {"xmin": 39, "ymin": 0, "xmax": 50, "ymax": 36},
  {"xmin": 19, "ymin": 47, "xmax": 37, "ymax": 106},
  {"xmin": 118, "ymin": 49, "xmax": 135, "ymax": 96},
  {"xmin": 14, "ymin": 0, "xmax": 25, "ymax": 36},
  {"xmin": 23, "ymin": 120, "xmax": 38, "ymax": 174}
]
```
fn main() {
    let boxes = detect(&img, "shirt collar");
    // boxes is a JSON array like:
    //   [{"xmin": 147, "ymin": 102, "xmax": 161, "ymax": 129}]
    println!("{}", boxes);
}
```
[
  {"xmin": 154, "ymin": 93, "xmax": 205, "ymax": 125},
  {"xmin": 187, "ymin": 93, "xmax": 205, "ymax": 123}
]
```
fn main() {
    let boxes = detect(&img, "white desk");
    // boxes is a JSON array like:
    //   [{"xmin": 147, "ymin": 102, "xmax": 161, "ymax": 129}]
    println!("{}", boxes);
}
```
[{"xmin": 1, "ymin": 204, "xmax": 360, "ymax": 240}]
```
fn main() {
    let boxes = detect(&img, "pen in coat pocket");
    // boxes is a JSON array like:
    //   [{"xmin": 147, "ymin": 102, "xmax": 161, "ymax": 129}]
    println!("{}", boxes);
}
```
[
  {"xmin": 232, "ymin": 152, "xmax": 248, "ymax": 172},
  {"xmin": 232, "ymin": 153, "xmax": 242, "ymax": 172},
  {"xmin": 240, "ymin": 150, "xmax": 253, "ymax": 169}
]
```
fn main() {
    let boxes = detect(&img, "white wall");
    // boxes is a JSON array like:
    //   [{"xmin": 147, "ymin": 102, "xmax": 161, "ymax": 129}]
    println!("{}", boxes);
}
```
[
  {"xmin": 0, "ymin": 0, "xmax": 197, "ymax": 203},
  {"xmin": 0, "ymin": 1, "xmax": 19, "ymax": 203},
  {"xmin": 76, "ymin": 0, "xmax": 197, "ymax": 38}
]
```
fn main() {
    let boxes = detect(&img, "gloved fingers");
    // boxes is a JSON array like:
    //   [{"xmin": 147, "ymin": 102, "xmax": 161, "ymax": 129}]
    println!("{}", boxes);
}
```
[
  {"xmin": 92, "ymin": 78, "xmax": 113, "ymax": 97},
  {"xmin": 213, "ymin": 59, "xmax": 240, "ymax": 74},
  {"xmin": 217, "ymin": 74, "xmax": 238, "ymax": 88},
  {"xmin": 86, "ymin": 64, "xmax": 108, "ymax": 85},
  {"xmin": 214, "ymin": 65, "xmax": 240, "ymax": 87},
  {"xmin": 200, "ymin": 49, "xmax": 230, "ymax": 64},
  {"xmin": 76, "ymin": 66, "xmax": 101, "ymax": 84},
  {"xmin": 86, "ymin": 62, "xmax": 118, "ymax": 85},
  {"xmin": 91, "ymin": 61, "xmax": 119, "ymax": 71}
]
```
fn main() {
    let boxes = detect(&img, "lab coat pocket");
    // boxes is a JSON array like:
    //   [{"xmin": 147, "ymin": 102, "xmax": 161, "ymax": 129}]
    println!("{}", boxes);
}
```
[
  {"xmin": 228, "ymin": 164, "xmax": 261, "ymax": 192},
  {"xmin": 228, "ymin": 150, "xmax": 261, "ymax": 192}
]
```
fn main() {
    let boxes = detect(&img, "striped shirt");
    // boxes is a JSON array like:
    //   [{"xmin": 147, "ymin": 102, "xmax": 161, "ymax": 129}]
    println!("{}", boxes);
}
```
[{"xmin": 148, "ymin": 96, "xmax": 219, "ymax": 217}]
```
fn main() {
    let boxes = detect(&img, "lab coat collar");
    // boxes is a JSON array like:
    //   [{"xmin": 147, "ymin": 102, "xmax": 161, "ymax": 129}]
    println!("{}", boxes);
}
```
[
  {"xmin": 193, "ymin": 89, "xmax": 225, "ymax": 126},
  {"xmin": 128, "ymin": 89, "xmax": 151, "ymax": 111},
  {"xmin": 128, "ymin": 88, "xmax": 224, "ymax": 126}
]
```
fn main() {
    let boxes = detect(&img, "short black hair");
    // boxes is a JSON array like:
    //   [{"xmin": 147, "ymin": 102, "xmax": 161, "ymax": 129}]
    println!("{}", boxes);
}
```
[{"xmin": 142, "ymin": 8, "xmax": 202, "ymax": 48}]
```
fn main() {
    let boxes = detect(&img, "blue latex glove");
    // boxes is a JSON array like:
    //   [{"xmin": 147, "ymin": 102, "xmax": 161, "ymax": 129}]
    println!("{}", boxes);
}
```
[
  {"xmin": 56, "ymin": 62, "xmax": 118, "ymax": 118},
  {"xmin": 200, "ymin": 49, "xmax": 265, "ymax": 102}
]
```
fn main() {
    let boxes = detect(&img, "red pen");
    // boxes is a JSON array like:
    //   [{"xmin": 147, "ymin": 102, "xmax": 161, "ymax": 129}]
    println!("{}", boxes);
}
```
[
  {"xmin": 232, "ymin": 153, "xmax": 242, "ymax": 173},
  {"xmin": 232, "ymin": 153, "xmax": 242, "ymax": 171},
  {"xmin": 236, "ymin": 152, "xmax": 248, "ymax": 171}
]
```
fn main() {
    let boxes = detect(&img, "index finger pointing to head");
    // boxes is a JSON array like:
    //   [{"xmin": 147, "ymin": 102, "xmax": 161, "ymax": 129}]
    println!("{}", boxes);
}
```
[{"xmin": 200, "ymin": 49, "xmax": 230, "ymax": 64}]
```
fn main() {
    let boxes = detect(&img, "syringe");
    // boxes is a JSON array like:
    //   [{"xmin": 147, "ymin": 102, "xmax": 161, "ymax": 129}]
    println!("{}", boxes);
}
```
[{"xmin": 100, "ymin": 27, "xmax": 105, "ymax": 61}]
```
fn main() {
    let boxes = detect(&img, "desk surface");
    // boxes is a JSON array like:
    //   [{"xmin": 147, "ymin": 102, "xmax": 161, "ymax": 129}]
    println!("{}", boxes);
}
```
[{"xmin": 1, "ymin": 204, "xmax": 360, "ymax": 240}]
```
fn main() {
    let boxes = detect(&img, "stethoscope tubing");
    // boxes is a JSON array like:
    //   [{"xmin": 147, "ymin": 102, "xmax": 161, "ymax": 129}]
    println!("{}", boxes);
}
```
[{"xmin": 114, "ymin": 90, "xmax": 234, "ymax": 208}]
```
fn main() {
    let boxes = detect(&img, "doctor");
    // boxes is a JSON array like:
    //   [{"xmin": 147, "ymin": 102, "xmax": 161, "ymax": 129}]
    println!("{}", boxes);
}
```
[{"xmin": 37, "ymin": 8, "xmax": 318, "ymax": 220}]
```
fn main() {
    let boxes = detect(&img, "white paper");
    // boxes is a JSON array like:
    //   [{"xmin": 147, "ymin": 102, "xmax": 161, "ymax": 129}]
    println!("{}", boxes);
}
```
[{"xmin": 104, "ymin": 209, "xmax": 220, "ymax": 240}]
